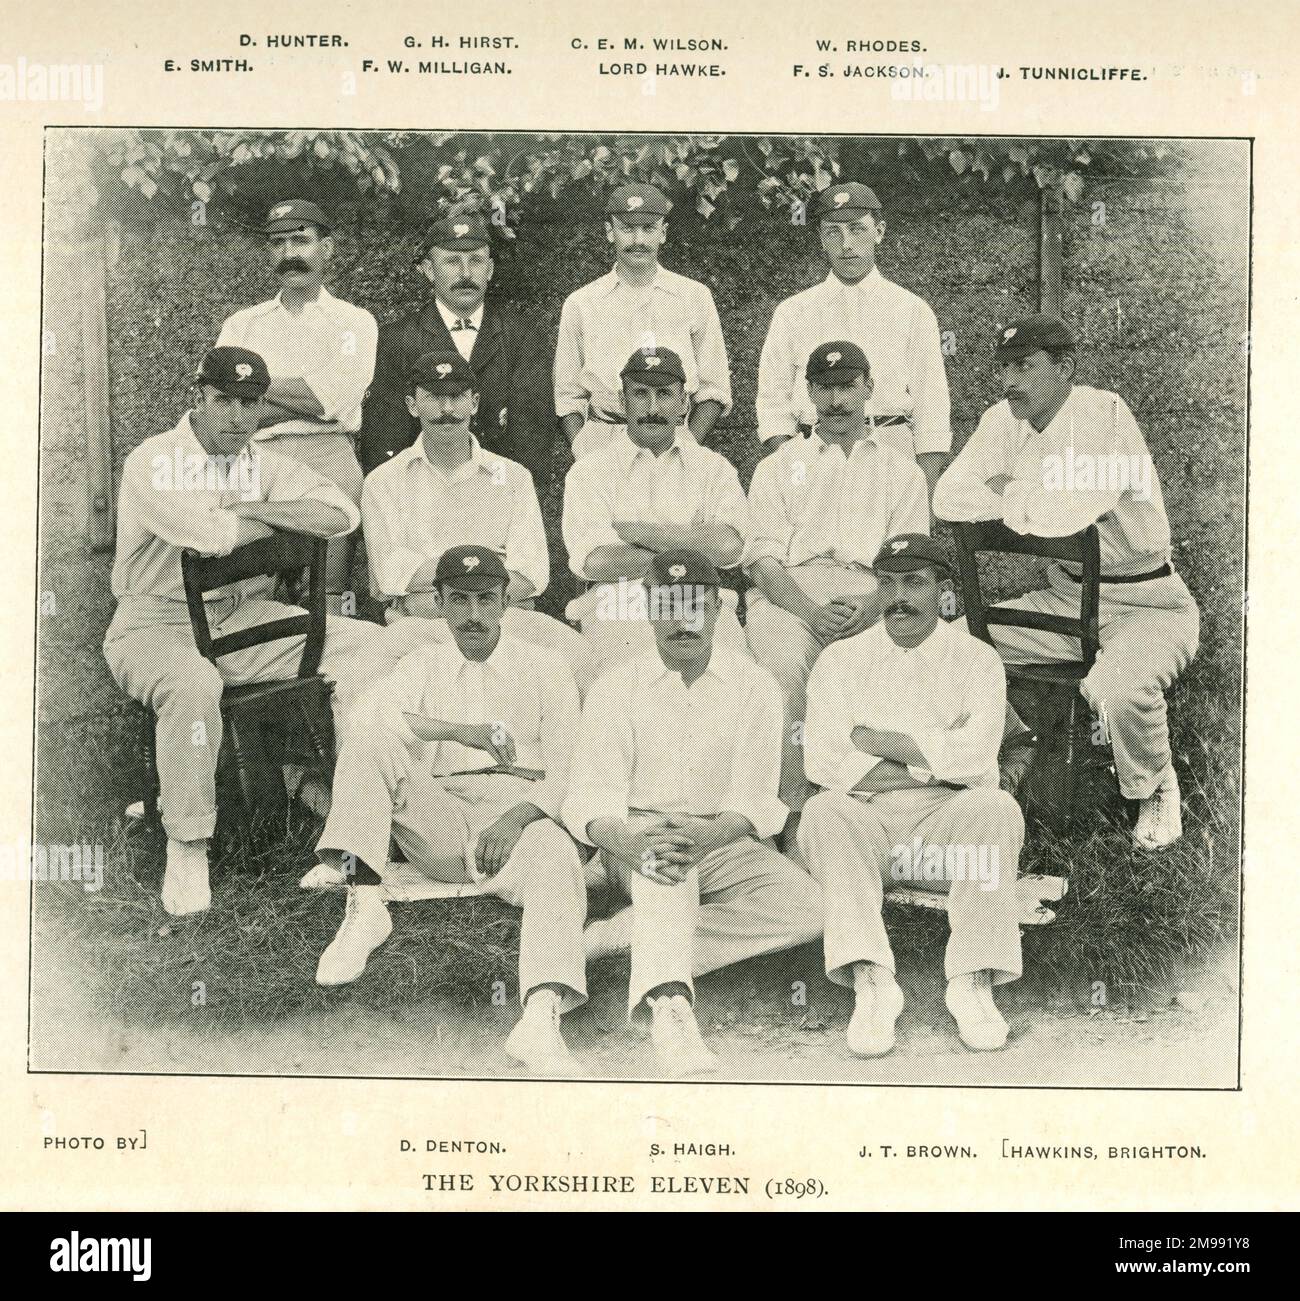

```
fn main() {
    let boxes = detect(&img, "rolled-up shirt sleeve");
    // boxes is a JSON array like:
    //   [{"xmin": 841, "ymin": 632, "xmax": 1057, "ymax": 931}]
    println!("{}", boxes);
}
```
[
  {"xmin": 755, "ymin": 302, "xmax": 800, "ymax": 443},
  {"xmin": 553, "ymin": 293, "xmax": 588, "ymax": 421},
  {"xmin": 561, "ymin": 460, "xmax": 620, "ymax": 579},
  {"xmin": 123, "ymin": 450, "xmax": 240, "ymax": 557},
  {"xmin": 561, "ymin": 674, "xmax": 635, "ymax": 844},
  {"xmin": 1001, "ymin": 393, "xmax": 1135, "ymax": 538},
  {"xmin": 741, "ymin": 456, "xmax": 792, "ymax": 570},
  {"xmin": 360, "ymin": 471, "xmax": 425, "ymax": 599},
  {"xmin": 691, "ymin": 284, "xmax": 732, "ymax": 415},
  {"xmin": 531, "ymin": 660, "xmax": 582, "ymax": 821},
  {"xmin": 906, "ymin": 301, "xmax": 953, "ymax": 456},
  {"xmin": 932, "ymin": 406, "xmax": 1016, "ymax": 523},
  {"xmin": 705, "ymin": 459, "xmax": 750, "ymax": 565},
  {"xmin": 301, "ymin": 308, "xmax": 378, "ymax": 423},
  {"xmin": 718, "ymin": 670, "xmax": 789, "ymax": 839},
  {"xmin": 260, "ymin": 448, "xmax": 360, "ymax": 534},
  {"xmin": 907, "ymin": 648, "xmax": 1007, "ymax": 788},
  {"xmin": 504, "ymin": 470, "xmax": 550, "ymax": 597},
  {"xmin": 803, "ymin": 649, "xmax": 881, "ymax": 793}
]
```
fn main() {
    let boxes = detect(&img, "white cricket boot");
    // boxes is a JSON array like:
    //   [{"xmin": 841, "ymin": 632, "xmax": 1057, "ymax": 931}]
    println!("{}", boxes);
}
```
[
  {"xmin": 650, "ymin": 993, "xmax": 719, "ymax": 1077},
  {"xmin": 1133, "ymin": 766, "xmax": 1183, "ymax": 851},
  {"xmin": 945, "ymin": 970, "xmax": 1009, "ymax": 1052},
  {"xmin": 162, "ymin": 839, "xmax": 211, "ymax": 917},
  {"xmin": 315, "ymin": 886, "xmax": 392, "ymax": 986},
  {"xmin": 504, "ymin": 988, "xmax": 584, "ymax": 1076},
  {"xmin": 847, "ymin": 963, "xmax": 905, "ymax": 1057}
]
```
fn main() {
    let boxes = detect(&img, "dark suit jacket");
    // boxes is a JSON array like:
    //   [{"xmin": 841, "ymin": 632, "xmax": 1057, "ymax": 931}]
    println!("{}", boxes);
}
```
[{"xmin": 359, "ymin": 299, "xmax": 557, "ymax": 487}]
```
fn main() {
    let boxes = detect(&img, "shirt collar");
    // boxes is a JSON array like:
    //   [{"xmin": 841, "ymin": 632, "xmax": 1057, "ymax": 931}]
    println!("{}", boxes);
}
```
[
  {"xmin": 174, "ymin": 411, "xmax": 258, "ymax": 470},
  {"xmin": 809, "ymin": 427, "xmax": 882, "ymax": 457},
  {"xmin": 636, "ymin": 644, "xmax": 739, "ymax": 689},
  {"xmin": 597, "ymin": 265, "xmax": 676, "ymax": 297},
  {"xmin": 620, "ymin": 426, "xmax": 698, "ymax": 469},
  {"xmin": 435, "ymin": 298, "xmax": 485, "ymax": 331},
  {"xmin": 823, "ymin": 265, "xmax": 882, "ymax": 296},
  {"xmin": 407, "ymin": 432, "xmax": 494, "ymax": 482},
  {"xmin": 259, "ymin": 284, "xmax": 338, "ymax": 318},
  {"xmin": 892, "ymin": 615, "xmax": 954, "ymax": 668},
  {"xmin": 451, "ymin": 631, "xmax": 517, "ymax": 682}
]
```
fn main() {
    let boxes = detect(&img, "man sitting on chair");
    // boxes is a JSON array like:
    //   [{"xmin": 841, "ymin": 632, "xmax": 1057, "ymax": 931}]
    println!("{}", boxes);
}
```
[
  {"xmin": 102, "ymin": 347, "xmax": 387, "ymax": 917},
  {"xmin": 932, "ymin": 314, "xmax": 1199, "ymax": 850},
  {"xmin": 562, "ymin": 346, "xmax": 750, "ymax": 684},
  {"xmin": 563, "ymin": 550, "xmax": 822, "ymax": 1077},
  {"xmin": 362, "ymin": 349, "xmax": 588, "ymax": 679},
  {"xmin": 798, "ymin": 534, "xmax": 1025, "ymax": 1056},
  {"xmin": 312, "ymin": 545, "xmax": 589, "ymax": 1076}
]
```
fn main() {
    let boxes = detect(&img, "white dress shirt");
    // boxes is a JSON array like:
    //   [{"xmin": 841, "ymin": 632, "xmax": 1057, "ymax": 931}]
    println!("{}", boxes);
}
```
[
  {"xmin": 360, "ymin": 434, "xmax": 549, "ymax": 601},
  {"xmin": 110, "ymin": 413, "xmax": 359, "ymax": 601},
  {"xmin": 932, "ymin": 385, "xmax": 1174, "ymax": 577},
  {"xmin": 363, "ymin": 633, "xmax": 580, "ymax": 822},
  {"xmin": 803, "ymin": 618, "xmax": 1007, "ymax": 794},
  {"xmin": 756, "ymin": 268, "xmax": 952, "ymax": 454},
  {"xmin": 562, "ymin": 648, "xmax": 788, "ymax": 844},
  {"xmin": 435, "ymin": 300, "xmax": 485, "ymax": 361},
  {"xmin": 743, "ymin": 430, "xmax": 929, "ymax": 572},
  {"xmin": 561, "ymin": 428, "xmax": 749, "ymax": 579},
  {"xmin": 553, "ymin": 266, "xmax": 732, "ymax": 421},
  {"xmin": 217, "ymin": 287, "xmax": 378, "ymax": 438}
]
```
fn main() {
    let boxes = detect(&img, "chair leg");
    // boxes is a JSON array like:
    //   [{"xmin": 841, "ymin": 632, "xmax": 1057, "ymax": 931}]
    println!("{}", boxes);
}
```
[
  {"xmin": 141, "ymin": 708, "xmax": 160, "ymax": 825},
  {"xmin": 298, "ymin": 687, "xmax": 334, "ymax": 773},
  {"xmin": 1059, "ymin": 693, "xmax": 1080, "ymax": 833}
]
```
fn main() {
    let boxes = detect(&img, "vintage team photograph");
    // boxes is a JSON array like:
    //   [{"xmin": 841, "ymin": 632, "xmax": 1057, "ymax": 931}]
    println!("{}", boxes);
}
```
[{"xmin": 27, "ymin": 128, "xmax": 1246, "ymax": 1086}]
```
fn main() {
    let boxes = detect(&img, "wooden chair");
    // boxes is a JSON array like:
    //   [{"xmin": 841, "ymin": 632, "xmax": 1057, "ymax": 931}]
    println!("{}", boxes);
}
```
[
  {"xmin": 138, "ymin": 532, "xmax": 336, "ymax": 825},
  {"xmin": 950, "ymin": 519, "xmax": 1103, "ymax": 833}
]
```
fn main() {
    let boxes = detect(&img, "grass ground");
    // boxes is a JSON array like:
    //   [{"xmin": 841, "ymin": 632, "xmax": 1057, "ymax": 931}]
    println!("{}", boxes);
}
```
[{"xmin": 31, "ymin": 144, "xmax": 1245, "ymax": 1065}]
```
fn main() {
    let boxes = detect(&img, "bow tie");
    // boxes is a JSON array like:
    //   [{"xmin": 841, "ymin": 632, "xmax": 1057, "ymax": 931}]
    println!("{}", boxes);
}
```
[{"xmin": 450, "ymin": 318, "xmax": 477, "ymax": 332}]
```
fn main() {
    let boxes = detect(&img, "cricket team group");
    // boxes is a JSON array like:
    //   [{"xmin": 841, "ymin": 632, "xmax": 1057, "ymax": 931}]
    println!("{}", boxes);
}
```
[{"xmin": 101, "ymin": 178, "xmax": 1200, "ymax": 1076}]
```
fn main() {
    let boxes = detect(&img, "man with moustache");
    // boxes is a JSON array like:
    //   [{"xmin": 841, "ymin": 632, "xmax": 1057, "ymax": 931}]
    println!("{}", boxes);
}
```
[
  {"xmin": 933, "ymin": 314, "xmax": 1198, "ymax": 850},
  {"xmin": 362, "ymin": 350, "xmax": 588, "ymax": 675},
  {"xmin": 563, "ymin": 550, "xmax": 822, "ymax": 1078},
  {"xmin": 562, "ymin": 346, "xmax": 750, "ymax": 680},
  {"xmin": 554, "ymin": 183, "xmax": 732, "ymax": 460},
  {"xmin": 311, "ymin": 545, "xmax": 589, "ymax": 1076},
  {"xmin": 216, "ymin": 200, "xmax": 377, "ymax": 610},
  {"xmin": 359, "ymin": 212, "xmax": 556, "ymax": 489},
  {"xmin": 756, "ymin": 183, "xmax": 952, "ymax": 500},
  {"xmin": 799, "ymin": 534, "xmax": 1025, "ymax": 1056},
  {"xmin": 103, "ymin": 347, "xmax": 387, "ymax": 917},
  {"xmin": 744, "ymin": 341, "xmax": 930, "ymax": 822}
]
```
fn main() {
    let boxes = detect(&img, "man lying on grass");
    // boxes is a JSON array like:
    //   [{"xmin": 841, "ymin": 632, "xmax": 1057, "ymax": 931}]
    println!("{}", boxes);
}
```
[
  {"xmin": 564, "ymin": 549, "xmax": 823, "ymax": 1077},
  {"xmin": 311, "ymin": 544, "xmax": 589, "ymax": 1077},
  {"xmin": 103, "ymin": 346, "xmax": 386, "ymax": 918}
]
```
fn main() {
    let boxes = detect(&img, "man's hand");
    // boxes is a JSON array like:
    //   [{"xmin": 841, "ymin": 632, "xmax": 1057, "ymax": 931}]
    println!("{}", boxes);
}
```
[
  {"xmin": 368, "ymin": 729, "xmax": 413, "ymax": 796},
  {"xmin": 825, "ymin": 592, "xmax": 878, "ymax": 642},
  {"xmin": 657, "ymin": 814, "xmax": 729, "ymax": 866},
  {"xmin": 474, "ymin": 810, "xmax": 528, "ymax": 878},
  {"xmin": 809, "ymin": 601, "xmax": 853, "ymax": 645},
  {"xmin": 621, "ymin": 821, "xmax": 696, "ymax": 885},
  {"xmin": 455, "ymin": 723, "xmax": 517, "ymax": 767},
  {"xmin": 611, "ymin": 520, "xmax": 655, "ymax": 548},
  {"xmin": 985, "ymin": 474, "xmax": 1012, "ymax": 495}
]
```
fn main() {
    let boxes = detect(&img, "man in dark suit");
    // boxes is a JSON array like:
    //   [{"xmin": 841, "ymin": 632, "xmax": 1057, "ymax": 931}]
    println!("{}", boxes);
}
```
[{"xmin": 358, "ymin": 213, "xmax": 557, "ymax": 490}]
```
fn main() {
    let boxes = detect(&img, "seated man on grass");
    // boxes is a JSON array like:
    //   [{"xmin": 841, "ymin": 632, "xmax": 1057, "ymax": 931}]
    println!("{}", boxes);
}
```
[
  {"xmin": 311, "ymin": 545, "xmax": 589, "ymax": 1077},
  {"xmin": 563, "ymin": 550, "xmax": 823, "ymax": 1078},
  {"xmin": 103, "ymin": 346, "xmax": 387, "ymax": 918},
  {"xmin": 799, "ymin": 534, "xmax": 1025, "ymax": 1056}
]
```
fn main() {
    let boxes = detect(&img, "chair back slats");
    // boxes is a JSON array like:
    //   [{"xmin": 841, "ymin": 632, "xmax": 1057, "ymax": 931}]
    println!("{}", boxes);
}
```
[
  {"xmin": 181, "ymin": 533, "xmax": 329, "ymax": 679},
  {"xmin": 950, "ymin": 519, "xmax": 1101, "ymax": 673}
]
